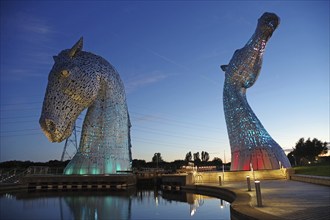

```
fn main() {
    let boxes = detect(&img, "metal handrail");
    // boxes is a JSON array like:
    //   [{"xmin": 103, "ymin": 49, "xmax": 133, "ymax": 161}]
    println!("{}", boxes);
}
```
[{"xmin": 0, "ymin": 166, "xmax": 65, "ymax": 184}]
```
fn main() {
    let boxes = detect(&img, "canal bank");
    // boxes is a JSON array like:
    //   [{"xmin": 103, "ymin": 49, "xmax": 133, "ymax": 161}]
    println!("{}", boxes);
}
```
[
  {"xmin": 193, "ymin": 180, "xmax": 330, "ymax": 220},
  {"xmin": 2, "ymin": 170, "xmax": 329, "ymax": 220}
]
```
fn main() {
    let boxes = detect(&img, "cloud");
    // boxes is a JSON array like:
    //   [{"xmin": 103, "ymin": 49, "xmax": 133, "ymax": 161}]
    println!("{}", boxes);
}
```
[
  {"xmin": 146, "ymin": 49, "xmax": 189, "ymax": 71},
  {"xmin": 2, "ymin": 68, "xmax": 45, "ymax": 81},
  {"xmin": 112, "ymin": 32, "xmax": 189, "ymax": 72},
  {"xmin": 124, "ymin": 72, "xmax": 167, "ymax": 93},
  {"xmin": 14, "ymin": 11, "xmax": 56, "ymax": 36},
  {"xmin": 0, "ymin": 12, "xmax": 58, "ymax": 81},
  {"xmin": 132, "ymin": 114, "xmax": 160, "ymax": 123},
  {"xmin": 22, "ymin": 20, "xmax": 54, "ymax": 35},
  {"xmin": 1, "ymin": 49, "xmax": 53, "ymax": 82},
  {"xmin": 25, "ymin": 51, "xmax": 53, "ymax": 66}
]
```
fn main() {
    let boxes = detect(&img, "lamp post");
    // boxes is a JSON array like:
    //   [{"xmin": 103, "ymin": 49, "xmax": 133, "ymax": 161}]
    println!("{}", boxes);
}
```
[
  {"xmin": 292, "ymin": 154, "xmax": 297, "ymax": 166},
  {"xmin": 222, "ymin": 164, "xmax": 225, "ymax": 183},
  {"xmin": 255, "ymin": 180, "xmax": 262, "ymax": 207},
  {"xmin": 250, "ymin": 163, "xmax": 255, "ymax": 180},
  {"xmin": 154, "ymin": 153, "xmax": 159, "ymax": 169},
  {"xmin": 246, "ymin": 176, "xmax": 251, "ymax": 191}
]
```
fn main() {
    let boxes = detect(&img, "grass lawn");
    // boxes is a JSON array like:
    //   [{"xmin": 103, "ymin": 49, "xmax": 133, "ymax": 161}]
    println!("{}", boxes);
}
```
[{"xmin": 293, "ymin": 164, "xmax": 330, "ymax": 177}]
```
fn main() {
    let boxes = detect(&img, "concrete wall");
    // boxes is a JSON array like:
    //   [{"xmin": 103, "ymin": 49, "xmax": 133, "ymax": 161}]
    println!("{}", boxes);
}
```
[
  {"xmin": 196, "ymin": 169, "xmax": 287, "ymax": 183},
  {"xmin": 20, "ymin": 174, "xmax": 137, "ymax": 190},
  {"xmin": 162, "ymin": 173, "xmax": 195, "ymax": 186},
  {"xmin": 290, "ymin": 174, "xmax": 330, "ymax": 186}
]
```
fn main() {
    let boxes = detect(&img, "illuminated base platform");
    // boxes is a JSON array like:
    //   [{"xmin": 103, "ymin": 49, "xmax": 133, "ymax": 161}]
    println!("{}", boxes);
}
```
[
  {"xmin": 21, "ymin": 174, "xmax": 136, "ymax": 191},
  {"xmin": 160, "ymin": 169, "xmax": 292, "ymax": 188}
]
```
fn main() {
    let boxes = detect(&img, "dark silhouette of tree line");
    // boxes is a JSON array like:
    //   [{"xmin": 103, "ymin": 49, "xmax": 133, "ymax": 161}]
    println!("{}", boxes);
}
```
[
  {"xmin": 287, "ymin": 137, "xmax": 328, "ymax": 166},
  {"xmin": 3, "ymin": 138, "xmax": 327, "ymax": 173},
  {"xmin": 132, "ymin": 151, "xmax": 224, "ymax": 172}
]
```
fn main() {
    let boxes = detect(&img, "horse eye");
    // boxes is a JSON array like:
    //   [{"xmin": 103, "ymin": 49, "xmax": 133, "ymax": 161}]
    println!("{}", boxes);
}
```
[{"xmin": 61, "ymin": 70, "xmax": 70, "ymax": 78}]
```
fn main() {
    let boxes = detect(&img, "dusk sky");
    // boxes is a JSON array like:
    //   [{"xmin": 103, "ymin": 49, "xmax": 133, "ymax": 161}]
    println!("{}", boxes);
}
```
[{"xmin": 1, "ymin": 1, "xmax": 329, "ymax": 163}]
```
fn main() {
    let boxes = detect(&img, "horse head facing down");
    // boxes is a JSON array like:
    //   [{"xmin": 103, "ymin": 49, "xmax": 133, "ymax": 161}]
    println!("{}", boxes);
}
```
[
  {"xmin": 221, "ymin": 13, "xmax": 291, "ymax": 171},
  {"xmin": 221, "ymin": 12, "xmax": 280, "ymax": 89},
  {"xmin": 40, "ymin": 38, "xmax": 132, "ymax": 174},
  {"xmin": 40, "ymin": 38, "xmax": 99, "ymax": 142}
]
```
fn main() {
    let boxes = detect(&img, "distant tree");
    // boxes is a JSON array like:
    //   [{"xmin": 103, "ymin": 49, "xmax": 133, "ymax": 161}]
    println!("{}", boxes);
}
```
[
  {"xmin": 193, "ymin": 152, "xmax": 201, "ymax": 163},
  {"xmin": 172, "ymin": 160, "xmax": 187, "ymax": 171},
  {"xmin": 0, "ymin": 160, "xmax": 70, "ymax": 174},
  {"xmin": 185, "ymin": 151, "xmax": 192, "ymax": 162},
  {"xmin": 212, "ymin": 157, "xmax": 222, "ymax": 163},
  {"xmin": 211, "ymin": 157, "xmax": 223, "ymax": 166},
  {"xmin": 289, "ymin": 138, "xmax": 328, "ymax": 165},
  {"xmin": 46, "ymin": 160, "xmax": 69, "ymax": 167},
  {"xmin": 201, "ymin": 151, "xmax": 210, "ymax": 162},
  {"xmin": 0, "ymin": 160, "xmax": 33, "ymax": 170},
  {"xmin": 152, "ymin": 153, "xmax": 163, "ymax": 163},
  {"xmin": 132, "ymin": 159, "xmax": 146, "ymax": 169}
]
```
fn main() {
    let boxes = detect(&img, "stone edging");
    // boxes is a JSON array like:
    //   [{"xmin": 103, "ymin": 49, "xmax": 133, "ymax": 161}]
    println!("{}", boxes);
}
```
[
  {"xmin": 290, "ymin": 174, "xmax": 330, "ymax": 186},
  {"xmin": 182, "ymin": 184, "xmax": 283, "ymax": 220}
]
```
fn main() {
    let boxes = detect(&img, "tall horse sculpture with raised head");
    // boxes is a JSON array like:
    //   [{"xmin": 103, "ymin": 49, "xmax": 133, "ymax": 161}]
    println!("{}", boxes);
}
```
[
  {"xmin": 221, "ymin": 12, "xmax": 291, "ymax": 170},
  {"xmin": 40, "ymin": 38, "xmax": 132, "ymax": 174}
]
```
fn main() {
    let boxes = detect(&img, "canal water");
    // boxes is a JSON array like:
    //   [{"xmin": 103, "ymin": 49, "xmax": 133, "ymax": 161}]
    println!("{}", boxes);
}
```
[{"xmin": 0, "ymin": 188, "xmax": 230, "ymax": 220}]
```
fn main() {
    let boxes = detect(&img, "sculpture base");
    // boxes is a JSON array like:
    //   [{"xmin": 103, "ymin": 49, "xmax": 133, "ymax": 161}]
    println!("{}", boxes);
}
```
[
  {"xmin": 63, "ymin": 151, "xmax": 132, "ymax": 175},
  {"xmin": 230, "ymin": 147, "xmax": 291, "ymax": 171}
]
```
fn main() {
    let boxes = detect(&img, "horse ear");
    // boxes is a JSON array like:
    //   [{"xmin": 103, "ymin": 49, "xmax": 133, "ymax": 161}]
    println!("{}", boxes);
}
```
[
  {"xmin": 68, "ymin": 37, "xmax": 83, "ymax": 58},
  {"xmin": 53, "ymin": 56, "xmax": 58, "ymax": 62},
  {"xmin": 221, "ymin": 65, "xmax": 228, "ymax": 72}
]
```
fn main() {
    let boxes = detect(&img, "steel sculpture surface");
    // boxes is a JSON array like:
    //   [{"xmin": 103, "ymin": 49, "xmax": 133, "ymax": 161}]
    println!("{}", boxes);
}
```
[
  {"xmin": 40, "ymin": 38, "xmax": 132, "ymax": 174},
  {"xmin": 221, "ymin": 12, "xmax": 291, "ymax": 170}
]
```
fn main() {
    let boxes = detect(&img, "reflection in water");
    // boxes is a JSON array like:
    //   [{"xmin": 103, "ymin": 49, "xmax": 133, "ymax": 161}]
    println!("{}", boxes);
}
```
[
  {"xmin": 64, "ymin": 191, "xmax": 133, "ymax": 220},
  {"xmin": 161, "ymin": 190, "xmax": 230, "ymax": 218},
  {"xmin": 190, "ymin": 194, "xmax": 204, "ymax": 216},
  {"xmin": 0, "ymin": 188, "xmax": 230, "ymax": 220}
]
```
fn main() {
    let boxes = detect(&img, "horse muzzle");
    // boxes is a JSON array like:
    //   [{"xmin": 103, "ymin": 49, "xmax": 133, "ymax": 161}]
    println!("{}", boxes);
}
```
[
  {"xmin": 257, "ymin": 12, "xmax": 280, "ymax": 37},
  {"xmin": 39, "ymin": 117, "xmax": 66, "ymax": 142}
]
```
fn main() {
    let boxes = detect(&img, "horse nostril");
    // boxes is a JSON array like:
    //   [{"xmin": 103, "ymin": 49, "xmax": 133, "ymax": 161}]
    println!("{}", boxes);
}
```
[{"xmin": 45, "ymin": 119, "xmax": 56, "ymax": 132}]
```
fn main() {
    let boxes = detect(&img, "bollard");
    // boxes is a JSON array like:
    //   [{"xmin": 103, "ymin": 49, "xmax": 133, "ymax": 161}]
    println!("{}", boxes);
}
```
[
  {"xmin": 218, "ymin": 175, "xmax": 222, "ymax": 186},
  {"xmin": 246, "ymin": 176, "xmax": 251, "ymax": 191},
  {"xmin": 255, "ymin": 180, "xmax": 262, "ymax": 207}
]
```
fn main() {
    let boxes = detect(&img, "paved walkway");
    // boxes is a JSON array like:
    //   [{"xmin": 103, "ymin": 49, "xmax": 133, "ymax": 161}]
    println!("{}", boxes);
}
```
[{"xmin": 204, "ymin": 180, "xmax": 330, "ymax": 219}]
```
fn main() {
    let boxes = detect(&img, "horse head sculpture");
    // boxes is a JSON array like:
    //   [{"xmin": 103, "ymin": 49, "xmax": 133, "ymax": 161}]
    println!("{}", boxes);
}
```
[
  {"xmin": 40, "ymin": 38, "xmax": 132, "ymax": 174},
  {"xmin": 221, "ymin": 13, "xmax": 291, "ymax": 170}
]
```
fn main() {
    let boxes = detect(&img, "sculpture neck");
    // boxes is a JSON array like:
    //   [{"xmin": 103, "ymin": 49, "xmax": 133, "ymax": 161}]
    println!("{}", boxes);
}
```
[
  {"xmin": 246, "ymin": 31, "xmax": 268, "ymax": 55},
  {"xmin": 223, "ymin": 81, "xmax": 272, "ymax": 150},
  {"xmin": 81, "ymin": 71, "xmax": 129, "ymax": 148},
  {"xmin": 63, "ymin": 54, "xmax": 132, "ymax": 175},
  {"xmin": 75, "ymin": 64, "xmax": 131, "ymax": 173}
]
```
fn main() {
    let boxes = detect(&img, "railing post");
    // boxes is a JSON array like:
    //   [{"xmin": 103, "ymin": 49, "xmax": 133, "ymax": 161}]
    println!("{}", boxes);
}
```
[{"xmin": 218, "ymin": 175, "xmax": 222, "ymax": 186}]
